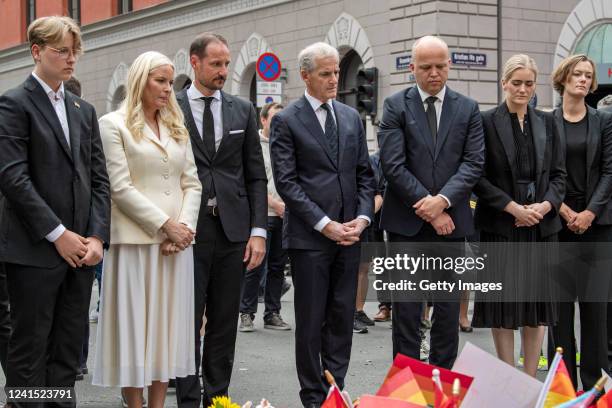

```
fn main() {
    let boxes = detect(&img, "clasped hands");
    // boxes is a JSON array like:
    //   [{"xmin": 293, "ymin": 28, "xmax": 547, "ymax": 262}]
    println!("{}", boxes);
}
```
[
  {"xmin": 414, "ymin": 195, "xmax": 454, "ymax": 236},
  {"xmin": 54, "ymin": 230, "xmax": 103, "ymax": 268},
  {"xmin": 505, "ymin": 201, "xmax": 552, "ymax": 228},
  {"xmin": 322, "ymin": 218, "xmax": 369, "ymax": 245},
  {"xmin": 160, "ymin": 219, "xmax": 195, "ymax": 256},
  {"xmin": 560, "ymin": 203, "xmax": 594, "ymax": 235}
]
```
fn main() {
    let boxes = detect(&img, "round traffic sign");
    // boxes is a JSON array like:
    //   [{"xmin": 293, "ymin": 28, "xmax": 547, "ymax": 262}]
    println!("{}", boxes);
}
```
[{"xmin": 256, "ymin": 53, "xmax": 282, "ymax": 82}]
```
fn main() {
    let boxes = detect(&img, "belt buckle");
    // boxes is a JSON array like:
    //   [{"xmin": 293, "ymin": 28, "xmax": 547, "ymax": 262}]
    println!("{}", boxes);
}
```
[{"xmin": 211, "ymin": 205, "xmax": 218, "ymax": 217}]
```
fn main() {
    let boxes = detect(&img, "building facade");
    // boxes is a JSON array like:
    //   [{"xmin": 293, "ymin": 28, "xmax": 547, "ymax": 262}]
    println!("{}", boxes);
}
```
[{"xmin": 0, "ymin": 0, "xmax": 611, "ymax": 146}]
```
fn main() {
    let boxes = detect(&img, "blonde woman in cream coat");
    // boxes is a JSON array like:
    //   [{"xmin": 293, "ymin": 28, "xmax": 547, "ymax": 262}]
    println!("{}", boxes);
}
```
[{"xmin": 93, "ymin": 51, "xmax": 202, "ymax": 408}]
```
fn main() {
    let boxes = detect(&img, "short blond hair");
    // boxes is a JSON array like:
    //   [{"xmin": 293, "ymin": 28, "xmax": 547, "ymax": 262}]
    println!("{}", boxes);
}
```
[
  {"xmin": 123, "ymin": 51, "xmax": 188, "ymax": 142},
  {"xmin": 27, "ymin": 16, "xmax": 82, "ymax": 57},
  {"xmin": 502, "ymin": 54, "xmax": 538, "ymax": 83},
  {"xmin": 551, "ymin": 54, "xmax": 598, "ymax": 95}
]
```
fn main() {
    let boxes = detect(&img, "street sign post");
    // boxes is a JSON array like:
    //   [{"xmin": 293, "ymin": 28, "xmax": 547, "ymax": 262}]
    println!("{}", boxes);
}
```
[{"xmin": 256, "ymin": 53, "xmax": 282, "ymax": 82}]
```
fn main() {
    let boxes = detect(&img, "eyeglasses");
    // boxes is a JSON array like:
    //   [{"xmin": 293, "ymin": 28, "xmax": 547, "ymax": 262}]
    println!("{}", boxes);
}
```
[{"xmin": 45, "ymin": 46, "xmax": 80, "ymax": 60}]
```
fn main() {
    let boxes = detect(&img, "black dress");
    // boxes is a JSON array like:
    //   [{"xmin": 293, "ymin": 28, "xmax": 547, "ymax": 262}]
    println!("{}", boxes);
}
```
[{"xmin": 472, "ymin": 112, "xmax": 558, "ymax": 329}]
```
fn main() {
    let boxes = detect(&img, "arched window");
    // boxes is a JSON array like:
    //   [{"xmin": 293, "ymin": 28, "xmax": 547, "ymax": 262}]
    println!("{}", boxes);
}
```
[
  {"xmin": 111, "ymin": 85, "xmax": 126, "ymax": 111},
  {"xmin": 573, "ymin": 23, "xmax": 612, "ymax": 108},
  {"xmin": 174, "ymin": 74, "xmax": 192, "ymax": 92},
  {"xmin": 338, "ymin": 49, "xmax": 363, "ymax": 110}
]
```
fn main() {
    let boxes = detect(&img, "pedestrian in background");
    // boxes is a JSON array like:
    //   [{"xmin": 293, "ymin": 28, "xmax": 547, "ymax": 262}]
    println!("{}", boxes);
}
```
[{"xmin": 239, "ymin": 102, "xmax": 292, "ymax": 332}]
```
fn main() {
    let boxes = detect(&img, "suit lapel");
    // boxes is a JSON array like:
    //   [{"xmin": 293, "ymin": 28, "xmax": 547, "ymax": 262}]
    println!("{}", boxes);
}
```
[
  {"xmin": 25, "ymin": 76, "xmax": 72, "ymax": 162},
  {"xmin": 494, "ymin": 103, "xmax": 518, "ymax": 183},
  {"xmin": 434, "ymin": 89, "xmax": 458, "ymax": 160},
  {"xmin": 216, "ymin": 91, "xmax": 234, "ymax": 159},
  {"xmin": 333, "ymin": 100, "xmax": 347, "ymax": 167},
  {"xmin": 142, "ymin": 122, "xmax": 167, "ymax": 152},
  {"xmin": 65, "ymin": 92, "xmax": 81, "ymax": 165},
  {"xmin": 297, "ymin": 96, "xmax": 337, "ymax": 169},
  {"xmin": 529, "ymin": 105, "xmax": 546, "ymax": 183},
  {"xmin": 405, "ymin": 87, "xmax": 434, "ymax": 158},
  {"xmin": 177, "ymin": 90, "xmax": 211, "ymax": 162},
  {"xmin": 586, "ymin": 106, "xmax": 600, "ymax": 188}
]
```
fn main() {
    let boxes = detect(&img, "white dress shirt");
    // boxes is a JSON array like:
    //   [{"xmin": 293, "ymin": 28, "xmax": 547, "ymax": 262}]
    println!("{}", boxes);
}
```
[
  {"xmin": 416, "ymin": 84, "xmax": 445, "ymax": 130},
  {"xmin": 415, "ymin": 85, "xmax": 451, "ymax": 208},
  {"xmin": 187, "ymin": 83, "xmax": 266, "ymax": 239},
  {"xmin": 32, "ymin": 72, "xmax": 70, "ymax": 243},
  {"xmin": 303, "ymin": 90, "xmax": 371, "ymax": 232}
]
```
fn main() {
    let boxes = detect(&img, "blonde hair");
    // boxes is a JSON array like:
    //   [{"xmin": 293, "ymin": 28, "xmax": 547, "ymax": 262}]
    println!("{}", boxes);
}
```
[
  {"xmin": 27, "ymin": 16, "xmax": 82, "ymax": 57},
  {"xmin": 123, "ymin": 51, "xmax": 188, "ymax": 142},
  {"xmin": 502, "ymin": 54, "xmax": 538, "ymax": 83},
  {"xmin": 551, "ymin": 54, "xmax": 598, "ymax": 95}
]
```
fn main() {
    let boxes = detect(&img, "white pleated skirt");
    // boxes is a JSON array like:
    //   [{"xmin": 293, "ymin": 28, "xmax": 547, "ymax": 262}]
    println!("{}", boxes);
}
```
[{"xmin": 92, "ymin": 244, "xmax": 195, "ymax": 387}]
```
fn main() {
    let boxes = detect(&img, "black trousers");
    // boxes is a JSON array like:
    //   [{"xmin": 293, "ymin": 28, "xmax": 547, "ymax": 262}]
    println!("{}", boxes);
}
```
[
  {"xmin": 240, "ymin": 216, "xmax": 287, "ymax": 319},
  {"xmin": 0, "ymin": 263, "xmax": 10, "ymax": 376},
  {"xmin": 4, "ymin": 262, "xmax": 94, "ymax": 408},
  {"xmin": 176, "ymin": 213, "xmax": 246, "ymax": 408},
  {"xmin": 388, "ymin": 225, "xmax": 463, "ymax": 369},
  {"xmin": 550, "ymin": 224, "xmax": 612, "ymax": 390},
  {"xmin": 290, "ymin": 244, "xmax": 360, "ymax": 407}
]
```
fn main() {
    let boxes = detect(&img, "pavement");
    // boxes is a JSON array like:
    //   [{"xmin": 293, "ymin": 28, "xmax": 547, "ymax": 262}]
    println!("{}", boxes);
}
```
[{"xmin": 0, "ymin": 278, "xmax": 557, "ymax": 407}]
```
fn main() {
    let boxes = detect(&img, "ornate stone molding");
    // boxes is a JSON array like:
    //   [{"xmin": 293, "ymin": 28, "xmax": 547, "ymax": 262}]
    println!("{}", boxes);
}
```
[
  {"xmin": 325, "ymin": 12, "xmax": 375, "ymax": 69},
  {"xmin": 231, "ymin": 32, "xmax": 273, "ymax": 98},
  {"xmin": 173, "ymin": 48, "xmax": 194, "ymax": 80},
  {"xmin": 0, "ymin": 0, "xmax": 293, "ymax": 75},
  {"xmin": 106, "ymin": 62, "xmax": 128, "ymax": 114}
]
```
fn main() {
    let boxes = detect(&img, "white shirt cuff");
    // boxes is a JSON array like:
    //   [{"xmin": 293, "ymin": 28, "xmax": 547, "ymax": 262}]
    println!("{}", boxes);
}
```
[
  {"xmin": 438, "ymin": 194, "xmax": 451, "ymax": 208},
  {"xmin": 357, "ymin": 215, "xmax": 371, "ymax": 226},
  {"xmin": 46, "ymin": 224, "xmax": 66, "ymax": 242},
  {"xmin": 314, "ymin": 216, "xmax": 331, "ymax": 232},
  {"xmin": 250, "ymin": 227, "xmax": 267, "ymax": 239}
]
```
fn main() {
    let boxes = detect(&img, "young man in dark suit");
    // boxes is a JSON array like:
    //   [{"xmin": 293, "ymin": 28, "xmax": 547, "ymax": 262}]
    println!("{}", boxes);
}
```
[
  {"xmin": 174, "ymin": 33, "xmax": 268, "ymax": 407},
  {"xmin": 378, "ymin": 35, "xmax": 485, "ymax": 369},
  {"xmin": 0, "ymin": 16, "xmax": 110, "ymax": 405},
  {"xmin": 270, "ymin": 42, "xmax": 375, "ymax": 407}
]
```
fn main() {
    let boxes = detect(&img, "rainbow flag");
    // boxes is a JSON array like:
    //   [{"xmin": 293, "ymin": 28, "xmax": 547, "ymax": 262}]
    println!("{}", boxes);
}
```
[
  {"xmin": 358, "ymin": 395, "xmax": 427, "ymax": 408},
  {"xmin": 553, "ymin": 388, "xmax": 597, "ymax": 408},
  {"xmin": 376, "ymin": 366, "xmax": 427, "ymax": 406},
  {"xmin": 382, "ymin": 354, "xmax": 473, "ymax": 406},
  {"xmin": 433, "ymin": 370, "xmax": 456, "ymax": 408},
  {"xmin": 597, "ymin": 388, "xmax": 612, "ymax": 407},
  {"xmin": 534, "ymin": 349, "xmax": 576, "ymax": 407},
  {"xmin": 322, "ymin": 384, "xmax": 349, "ymax": 408}
]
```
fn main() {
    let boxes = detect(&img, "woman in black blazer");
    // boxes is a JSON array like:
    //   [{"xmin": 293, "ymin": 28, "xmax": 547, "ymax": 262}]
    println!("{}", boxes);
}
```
[
  {"xmin": 472, "ymin": 54, "xmax": 566, "ymax": 377},
  {"xmin": 549, "ymin": 54, "xmax": 612, "ymax": 390}
]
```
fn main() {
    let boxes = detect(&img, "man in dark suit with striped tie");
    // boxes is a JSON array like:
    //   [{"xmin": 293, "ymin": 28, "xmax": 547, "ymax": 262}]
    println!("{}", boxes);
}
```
[{"xmin": 270, "ymin": 42, "xmax": 375, "ymax": 407}]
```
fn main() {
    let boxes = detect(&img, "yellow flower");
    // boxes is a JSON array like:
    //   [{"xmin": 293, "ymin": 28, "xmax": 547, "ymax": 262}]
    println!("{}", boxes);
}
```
[{"xmin": 208, "ymin": 396, "xmax": 241, "ymax": 408}]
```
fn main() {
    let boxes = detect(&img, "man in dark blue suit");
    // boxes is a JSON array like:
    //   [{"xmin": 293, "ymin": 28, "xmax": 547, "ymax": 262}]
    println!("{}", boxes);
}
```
[
  {"xmin": 378, "ymin": 36, "xmax": 485, "ymax": 368},
  {"xmin": 270, "ymin": 42, "xmax": 375, "ymax": 407}
]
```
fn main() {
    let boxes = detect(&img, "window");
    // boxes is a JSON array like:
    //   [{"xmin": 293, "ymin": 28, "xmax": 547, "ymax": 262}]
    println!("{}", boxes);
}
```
[
  {"xmin": 118, "ymin": 0, "xmax": 133, "ymax": 14},
  {"xmin": 68, "ymin": 0, "xmax": 80, "ymax": 23},
  {"xmin": 25, "ymin": 0, "xmax": 36, "ymax": 26}
]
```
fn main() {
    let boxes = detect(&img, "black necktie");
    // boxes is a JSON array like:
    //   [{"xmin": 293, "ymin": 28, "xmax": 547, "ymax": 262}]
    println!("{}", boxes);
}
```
[
  {"xmin": 201, "ymin": 97, "xmax": 216, "ymax": 157},
  {"xmin": 201, "ymin": 96, "xmax": 216, "ymax": 198},
  {"xmin": 320, "ymin": 103, "xmax": 338, "ymax": 162},
  {"xmin": 425, "ymin": 96, "xmax": 438, "ymax": 145}
]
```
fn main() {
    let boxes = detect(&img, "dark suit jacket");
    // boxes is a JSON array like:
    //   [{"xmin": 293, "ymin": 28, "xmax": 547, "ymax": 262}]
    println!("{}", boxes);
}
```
[
  {"xmin": 378, "ymin": 86, "xmax": 485, "ymax": 238},
  {"xmin": 269, "ymin": 96, "xmax": 375, "ymax": 250},
  {"xmin": 474, "ymin": 103, "xmax": 566, "ymax": 238},
  {"xmin": 176, "ymin": 89, "xmax": 267, "ymax": 242},
  {"xmin": 0, "ymin": 75, "xmax": 110, "ymax": 268},
  {"xmin": 554, "ymin": 106, "xmax": 612, "ymax": 224}
]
